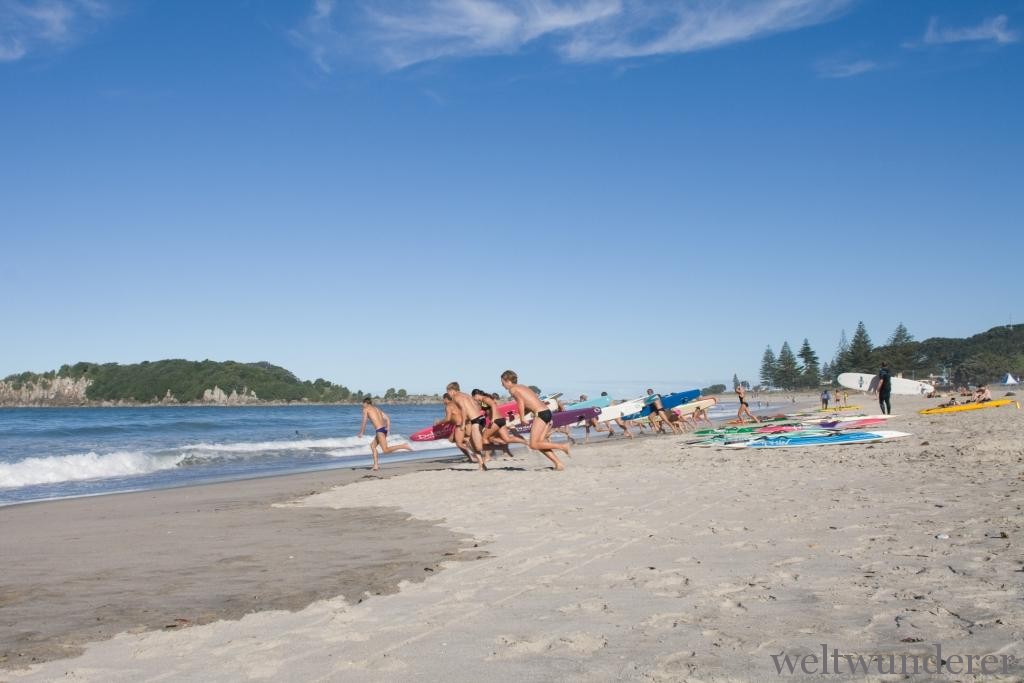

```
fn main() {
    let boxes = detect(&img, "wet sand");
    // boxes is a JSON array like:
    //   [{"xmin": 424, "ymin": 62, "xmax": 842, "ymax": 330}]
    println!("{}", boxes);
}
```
[{"xmin": 0, "ymin": 457, "xmax": 480, "ymax": 670}]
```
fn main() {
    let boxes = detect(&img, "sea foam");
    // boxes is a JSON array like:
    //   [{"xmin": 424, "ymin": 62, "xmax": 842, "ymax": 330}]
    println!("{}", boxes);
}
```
[{"xmin": 0, "ymin": 451, "xmax": 186, "ymax": 489}]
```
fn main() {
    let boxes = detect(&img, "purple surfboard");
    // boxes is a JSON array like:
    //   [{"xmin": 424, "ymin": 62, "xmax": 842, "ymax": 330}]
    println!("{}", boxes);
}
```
[{"xmin": 514, "ymin": 407, "xmax": 601, "ymax": 434}]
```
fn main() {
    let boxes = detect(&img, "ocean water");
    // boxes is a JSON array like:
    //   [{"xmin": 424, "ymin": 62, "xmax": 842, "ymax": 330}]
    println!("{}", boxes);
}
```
[
  {"xmin": 0, "ymin": 405, "xmax": 459, "ymax": 506},
  {"xmin": 0, "ymin": 398, "xmax": 761, "ymax": 506}
]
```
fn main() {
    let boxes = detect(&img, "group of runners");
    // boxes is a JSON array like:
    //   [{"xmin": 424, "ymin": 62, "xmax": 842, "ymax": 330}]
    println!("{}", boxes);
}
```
[{"xmin": 358, "ymin": 371, "xmax": 725, "ymax": 471}]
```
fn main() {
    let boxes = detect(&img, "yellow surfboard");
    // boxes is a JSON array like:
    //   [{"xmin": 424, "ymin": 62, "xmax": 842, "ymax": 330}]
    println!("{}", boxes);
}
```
[{"xmin": 919, "ymin": 399, "xmax": 1016, "ymax": 415}]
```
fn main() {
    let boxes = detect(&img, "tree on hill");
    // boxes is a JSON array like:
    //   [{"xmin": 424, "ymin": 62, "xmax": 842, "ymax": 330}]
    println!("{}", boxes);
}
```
[
  {"xmin": 880, "ymin": 322, "xmax": 919, "ymax": 374},
  {"xmin": 845, "ymin": 322, "xmax": 875, "ymax": 372},
  {"xmin": 797, "ymin": 339, "xmax": 820, "ymax": 388},
  {"xmin": 775, "ymin": 342, "xmax": 801, "ymax": 390},
  {"xmin": 732, "ymin": 373, "xmax": 740, "ymax": 389},
  {"xmin": 760, "ymin": 347, "xmax": 777, "ymax": 388},
  {"xmin": 701, "ymin": 384, "xmax": 727, "ymax": 396},
  {"xmin": 820, "ymin": 361, "xmax": 832, "ymax": 384}
]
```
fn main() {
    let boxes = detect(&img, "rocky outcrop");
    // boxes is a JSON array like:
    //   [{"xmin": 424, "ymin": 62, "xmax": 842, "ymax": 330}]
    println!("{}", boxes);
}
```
[
  {"xmin": 0, "ymin": 377, "xmax": 92, "ymax": 406},
  {"xmin": 201, "ymin": 386, "xmax": 260, "ymax": 405}
]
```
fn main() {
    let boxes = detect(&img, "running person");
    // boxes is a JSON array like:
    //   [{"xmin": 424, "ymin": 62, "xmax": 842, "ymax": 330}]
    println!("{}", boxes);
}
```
[
  {"xmin": 358, "ymin": 397, "xmax": 412, "ymax": 470},
  {"xmin": 446, "ymin": 382, "xmax": 488, "ymax": 469},
  {"xmin": 735, "ymin": 384, "xmax": 759, "ymax": 423},
  {"xmin": 472, "ymin": 389, "xmax": 528, "ymax": 450},
  {"xmin": 437, "ymin": 393, "xmax": 473, "ymax": 461},
  {"xmin": 645, "ymin": 388, "xmax": 681, "ymax": 434},
  {"xmin": 500, "ymin": 370, "xmax": 568, "ymax": 470}
]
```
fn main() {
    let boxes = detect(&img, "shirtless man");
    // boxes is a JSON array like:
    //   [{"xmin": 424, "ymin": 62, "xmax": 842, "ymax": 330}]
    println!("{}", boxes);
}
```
[
  {"xmin": 472, "ymin": 389, "xmax": 528, "ymax": 451},
  {"xmin": 358, "ymin": 397, "xmax": 413, "ymax": 470},
  {"xmin": 437, "ymin": 393, "xmax": 473, "ymax": 461},
  {"xmin": 735, "ymin": 384, "xmax": 759, "ymax": 424},
  {"xmin": 500, "ymin": 370, "xmax": 568, "ymax": 470},
  {"xmin": 446, "ymin": 381, "xmax": 488, "ymax": 469}
]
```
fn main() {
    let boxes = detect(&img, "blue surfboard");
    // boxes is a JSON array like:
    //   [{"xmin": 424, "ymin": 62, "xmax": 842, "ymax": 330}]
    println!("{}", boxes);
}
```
[{"xmin": 621, "ymin": 389, "xmax": 701, "ymax": 421}]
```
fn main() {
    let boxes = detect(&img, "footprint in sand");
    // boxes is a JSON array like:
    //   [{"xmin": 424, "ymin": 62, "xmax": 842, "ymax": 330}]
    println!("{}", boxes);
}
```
[
  {"xmin": 490, "ymin": 632, "xmax": 608, "ymax": 659},
  {"xmin": 557, "ymin": 598, "xmax": 610, "ymax": 615}
]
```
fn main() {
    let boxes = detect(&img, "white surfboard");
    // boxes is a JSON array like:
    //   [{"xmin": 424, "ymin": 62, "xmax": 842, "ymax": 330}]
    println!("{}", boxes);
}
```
[
  {"xmin": 837, "ymin": 373, "xmax": 933, "ymax": 396},
  {"xmin": 594, "ymin": 397, "xmax": 647, "ymax": 423},
  {"xmin": 670, "ymin": 397, "xmax": 717, "ymax": 417}
]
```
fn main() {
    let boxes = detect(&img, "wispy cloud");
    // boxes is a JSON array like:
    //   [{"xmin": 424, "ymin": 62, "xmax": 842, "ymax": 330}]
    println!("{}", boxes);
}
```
[
  {"xmin": 291, "ymin": 0, "xmax": 856, "ymax": 71},
  {"xmin": 0, "ymin": 0, "xmax": 110, "ymax": 62},
  {"xmin": 816, "ymin": 57, "xmax": 877, "ymax": 79},
  {"xmin": 906, "ymin": 14, "xmax": 1018, "ymax": 48}
]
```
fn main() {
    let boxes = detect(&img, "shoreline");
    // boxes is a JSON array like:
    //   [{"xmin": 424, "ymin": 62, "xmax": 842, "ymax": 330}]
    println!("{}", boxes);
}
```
[{"xmin": 0, "ymin": 396, "xmax": 792, "ymax": 509}]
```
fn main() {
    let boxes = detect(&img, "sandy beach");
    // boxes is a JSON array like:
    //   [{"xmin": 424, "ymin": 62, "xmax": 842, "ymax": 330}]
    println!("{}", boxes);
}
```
[{"xmin": 3, "ymin": 392, "xmax": 1022, "ymax": 681}]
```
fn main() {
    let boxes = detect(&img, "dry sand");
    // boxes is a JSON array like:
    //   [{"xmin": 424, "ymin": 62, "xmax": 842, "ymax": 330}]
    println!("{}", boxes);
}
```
[{"xmin": 3, "ymin": 392, "xmax": 1023, "ymax": 681}]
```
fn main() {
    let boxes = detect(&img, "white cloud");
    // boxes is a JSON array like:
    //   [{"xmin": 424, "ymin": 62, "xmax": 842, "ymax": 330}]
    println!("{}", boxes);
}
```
[
  {"xmin": 816, "ymin": 57, "xmax": 877, "ymax": 79},
  {"xmin": 912, "ymin": 14, "xmax": 1018, "ymax": 47},
  {"xmin": 292, "ymin": 0, "xmax": 856, "ymax": 71},
  {"xmin": 0, "ymin": 0, "xmax": 110, "ymax": 62}
]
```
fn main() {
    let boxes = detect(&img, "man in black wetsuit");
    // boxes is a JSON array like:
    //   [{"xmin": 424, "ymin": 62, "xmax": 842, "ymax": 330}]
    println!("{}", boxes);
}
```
[{"xmin": 876, "ymin": 362, "xmax": 893, "ymax": 415}]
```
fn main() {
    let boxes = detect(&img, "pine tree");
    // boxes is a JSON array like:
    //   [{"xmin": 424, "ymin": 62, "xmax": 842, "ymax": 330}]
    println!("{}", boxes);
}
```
[
  {"xmin": 732, "ymin": 373, "xmax": 740, "ymax": 389},
  {"xmin": 883, "ymin": 322, "xmax": 917, "ymax": 374},
  {"xmin": 820, "ymin": 361, "xmax": 832, "ymax": 383},
  {"xmin": 846, "ymin": 321, "xmax": 875, "ymax": 372},
  {"xmin": 760, "ymin": 347, "xmax": 777, "ymax": 388},
  {"xmin": 797, "ymin": 338, "xmax": 820, "ymax": 388},
  {"xmin": 832, "ymin": 329, "xmax": 850, "ymax": 374},
  {"xmin": 887, "ymin": 322, "xmax": 913, "ymax": 346},
  {"xmin": 776, "ymin": 342, "xmax": 801, "ymax": 390}
]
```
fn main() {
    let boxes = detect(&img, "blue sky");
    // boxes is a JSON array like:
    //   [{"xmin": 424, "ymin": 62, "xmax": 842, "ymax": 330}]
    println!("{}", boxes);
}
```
[{"xmin": 1, "ymin": 0, "xmax": 1021, "ymax": 396}]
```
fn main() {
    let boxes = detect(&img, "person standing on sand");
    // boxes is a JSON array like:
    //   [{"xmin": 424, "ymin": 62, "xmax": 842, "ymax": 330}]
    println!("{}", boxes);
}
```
[
  {"xmin": 735, "ymin": 384, "xmax": 760, "ymax": 423},
  {"xmin": 875, "ymin": 362, "xmax": 893, "ymax": 415},
  {"xmin": 446, "ymin": 382, "xmax": 488, "ymax": 469},
  {"xmin": 500, "ymin": 370, "xmax": 568, "ymax": 470},
  {"xmin": 820, "ymin": 388, "xmax": 831, "ymax": 411},
  {"xmin": 843, "ymin": 390, "xmax": 849, "ymax": 407},
  {"xmin": 358, "ymin": 397, "xmax": 413, "ymax": 471}
]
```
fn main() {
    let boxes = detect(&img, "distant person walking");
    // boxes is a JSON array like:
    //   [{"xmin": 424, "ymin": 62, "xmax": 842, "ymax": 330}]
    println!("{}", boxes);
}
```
[
  {"xmin": 876, "ymin": 362, "xmax": 893, "ymax": 415},
  {"xmin": 358, "ymin": 398, "xmax": 412, "ymax": 471},
  {"xmin": 820, "ymin": 389, "xmax": 831, "ymax": 410}
]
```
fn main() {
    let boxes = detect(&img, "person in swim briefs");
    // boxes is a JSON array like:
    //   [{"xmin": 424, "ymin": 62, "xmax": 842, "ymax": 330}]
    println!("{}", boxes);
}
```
[
  {"xmin": 646, "ymin": 388, "xmax": 682, "ymax": 434},
  {"xmin": 446, "ymin": 381, "xmax": 488, "ymax": 469},
  {"xmin": 437, "ymin": 393, "xmax": 473, "ymax": 461},
  {"xmin": 472, "ymin": 389, "xmax": 528, "ymax": 451},
  {"xmin": 735, "ymin": 384, "xmax": 759, "ymax": 424},
  {"xmin": 500, "ymin": 370, "xmax": 568, "ymax": 470},
  {"xmin": 358, "ymin": 397, "xmax": 412, "ymax": 471}
]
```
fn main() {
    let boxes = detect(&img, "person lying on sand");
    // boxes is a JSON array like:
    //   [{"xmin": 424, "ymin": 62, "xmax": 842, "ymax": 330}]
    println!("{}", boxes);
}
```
[
  {"xmin": 501, "ymin": 370, "xmax": 568, "ymax": 471},
  {"xmin": 358, "ymin": 398, "xmax": 412, "ymax": 471}
]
